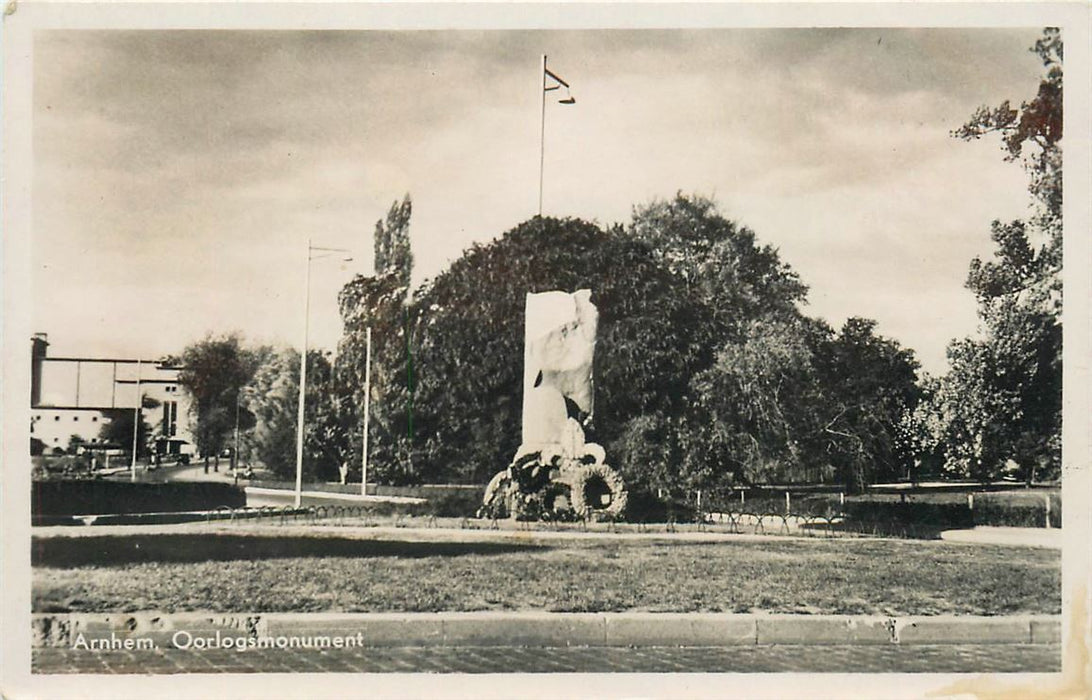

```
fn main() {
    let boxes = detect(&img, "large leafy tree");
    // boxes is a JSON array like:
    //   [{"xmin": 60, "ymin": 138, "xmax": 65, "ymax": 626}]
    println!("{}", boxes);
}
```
[
  {"xmin": 813, "ymin": 318, "xmax": 921, "ymax": 490},
  {"xmin": 933, "ymin": 27, "xmax": 1063, "ymax": 483},
  {"xmin": 682, "ymin": 316, "xmax": 826, "ymax": 489},
  {"xmin": 337, "ymin": 193, "xmax": 926, "ymax": 495},
  {"xmin": 627, "ymin": 196, "xmax": 838, "ymax": 491},
  {"xmin": 373, "ymin": 194, "xmax": 414, "ymax": 289},
  {"xmin": 242, "ymin": 347, "xmax": 348, "ymax": 481},
  {"xmin": 629, "ymin": 194, "xmax": 808, "ymax": 336},
  {"xmin": 177, "ymin": 333, "xmax": 257, "ymax": 472},
  {"xmin": 98, "ymin": 395, "xmax": 161, "ymax": 459},
  {"xmin": 407, "ymin": 216, "xmax": 713, "ymax": 487},
  {"xmin": 337, "ymin": 195, "xmax": 418, "ymax": 484},
  {"xmin": 953, "ymin": 27, "xmax": 1062, "ymax": 241}
]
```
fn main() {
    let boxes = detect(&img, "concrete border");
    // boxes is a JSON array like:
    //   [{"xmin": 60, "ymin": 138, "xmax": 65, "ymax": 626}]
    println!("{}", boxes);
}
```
[
  {"xmin": 32, "ymin": 612, "xmax": 1060, "ymax": 649},
  {"xmin": 243, "ymin": 487, "xmax": 425, "ymax": 504}
]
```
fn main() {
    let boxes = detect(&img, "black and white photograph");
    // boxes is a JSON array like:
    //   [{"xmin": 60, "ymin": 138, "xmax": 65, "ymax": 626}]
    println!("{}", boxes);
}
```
[{"xmin": 3, "ymin": 3, "xmax": 1090, "ymax": 698}]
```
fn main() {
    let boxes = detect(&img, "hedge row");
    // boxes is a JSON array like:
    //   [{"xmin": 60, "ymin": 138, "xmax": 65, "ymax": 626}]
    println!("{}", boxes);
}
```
[
  {"xmin": 32, "ymin": 480, "xmax": 246, "ymax": 516},
  {"xmin": 680, "ymin": 492, "xmax": 1061, "ymax": 530},
  {"xmin": 974, "ymin": 497, "xmax": 1061, "ymax": 528},
  {"xmin": 841, "ymin": 501, "xmax": 975, "ymax": 529}
]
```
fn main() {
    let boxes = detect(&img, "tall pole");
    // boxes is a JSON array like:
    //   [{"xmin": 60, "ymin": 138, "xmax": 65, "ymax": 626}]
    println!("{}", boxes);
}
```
[
  {"xmin": 361, "ymin": 326, "xmax": 372, "ymax": 496},
  {"xmin": 233, "ymin": 393, "xmax": 240, "ymax": 473},
  {"xmin": 130, "ymin": 359, "xmax": 141, "ymax": 482},
  {"xmin": 538, "ymin": 54, "xmax": 547, "ymax": 217},
  {"xmin": 294, "ymin": 239, "xmax": 312, "ymax": 507}
]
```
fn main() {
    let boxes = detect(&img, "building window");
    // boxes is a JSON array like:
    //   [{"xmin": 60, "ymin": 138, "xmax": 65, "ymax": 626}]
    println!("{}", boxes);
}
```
[
  {"xmin": 163, "ymin": 401, "xmax": 179, "ymax": 437},
  {"xmin": 92, "ymin": 416, "xmax": 98, "ymax": 422},
  {"xmin": 54, "ymin": 416, "xmax": 60, "ymax": 421},
  {"xmin": 73, "ymin": 416, "xmax": 79, "ymax": 421}
]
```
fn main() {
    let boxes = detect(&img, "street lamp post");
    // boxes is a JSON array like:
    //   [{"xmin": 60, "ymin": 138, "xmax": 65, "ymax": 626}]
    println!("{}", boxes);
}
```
[
  {"xmin": 130, "ymin": 359, "xmax": 142, "ymax": 482},
  {"xmin": 233, "ymin": 391, "xmax": 241, "ymax": 480},
  {"xmin": 295, "ymin": 241, "xmax": 353, "ymax": 508},
  {"xmin": 361, "ymin": 326, "xmax": 371, "ymax": 496}
]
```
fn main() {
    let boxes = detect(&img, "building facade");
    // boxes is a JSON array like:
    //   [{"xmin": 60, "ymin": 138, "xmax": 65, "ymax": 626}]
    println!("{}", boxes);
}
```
[{"xmin": 30, "ymin": 333, "xmax": 194, "ymax": 455}]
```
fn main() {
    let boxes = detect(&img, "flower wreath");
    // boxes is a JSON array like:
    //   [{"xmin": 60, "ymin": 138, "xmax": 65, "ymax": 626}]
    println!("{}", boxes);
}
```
[{"xmin": 568, "ymin": 462, "xmax": 628, "ymax": 518}]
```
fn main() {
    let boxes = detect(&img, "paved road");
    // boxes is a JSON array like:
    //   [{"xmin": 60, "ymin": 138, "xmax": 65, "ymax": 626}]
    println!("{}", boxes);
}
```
[
  {"xmin": 33, "ymin": 643, "xmax": 1060, "ymax": 674},
  {"xmin": 160, "ymin": 463, "xmax": 239, "ymax": 484},
  {"xmin": 157, "ymin": 465, "xmax": 418, "ymax": 508},
  {"xmin": 940, "ymin": 526, "xmax": 1062, "ymax": 549}
]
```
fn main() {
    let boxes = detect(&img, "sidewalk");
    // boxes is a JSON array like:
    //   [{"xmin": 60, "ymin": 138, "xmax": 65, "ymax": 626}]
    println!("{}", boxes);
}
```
[
  {"xmin": 33, "ymin": 641, "xmax": 1061, "ymax": 674},
  {"xmin": 33, "ymin": 611, "xmax": 1062, "ymax": 649},
  {"xmin": 939, "ymin": 526, "xmax": 1062, "ymax": 549},
  {"xmin": 31, "ymin": 611, "xmax": 1062, "ymax": 673}
]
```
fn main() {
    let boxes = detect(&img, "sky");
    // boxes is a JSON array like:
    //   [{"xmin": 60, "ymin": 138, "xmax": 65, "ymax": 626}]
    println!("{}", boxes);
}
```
[{"xmin": 32, "ymin": 28, "xmax": 1044, "ymax": 374}]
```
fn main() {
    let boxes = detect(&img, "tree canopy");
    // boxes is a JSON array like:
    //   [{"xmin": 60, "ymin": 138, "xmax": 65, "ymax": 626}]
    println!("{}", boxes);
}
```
[
  {"xmin": 920, "ymin": 27, "xmax": 1063, "ymax": 484},
  {"xmin": 336, "ymin": 196, "xmax": 921, "ymax": 494},
  {"xmin": 243, "ymin": 347, "xmax": 348, "ymax": 481},
  {"xmin": 337, "ymin": 196, "xmax": 418, "ymax": 484},
  {"xmin": 177, "ymin": 333, "xmax": 257, "ymax": 468}
]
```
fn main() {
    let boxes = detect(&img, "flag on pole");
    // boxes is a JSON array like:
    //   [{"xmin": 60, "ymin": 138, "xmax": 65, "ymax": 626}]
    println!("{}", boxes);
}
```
[
  {"xmin": 539, "ymin": 55, "xmax": 575, "ymax": 216},
  {"xmin": 544, "ymin": 64, "xmax": 576, "ymax": 104}
]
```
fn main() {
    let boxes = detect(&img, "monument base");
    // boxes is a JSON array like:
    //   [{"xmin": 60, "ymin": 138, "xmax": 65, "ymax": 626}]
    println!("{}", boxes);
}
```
[{"xmin": 481, "ymin": 418, "xmax": 628, "ymax": 521}]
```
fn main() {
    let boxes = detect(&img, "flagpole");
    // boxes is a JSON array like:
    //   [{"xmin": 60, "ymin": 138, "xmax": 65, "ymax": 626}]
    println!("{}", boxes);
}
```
[{"xmin": 538, "ymin": 54, "xmax": 547, "ymax": 217}]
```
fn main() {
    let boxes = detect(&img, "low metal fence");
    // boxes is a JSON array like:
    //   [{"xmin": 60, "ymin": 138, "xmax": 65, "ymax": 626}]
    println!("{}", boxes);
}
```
[
  {"xmin": 195, "ymin": 502, "xmax": 859, "ymax": 537},
  {"xmin": 197, "ymin": 491, "xmax": 1044, "ymax": 539}
]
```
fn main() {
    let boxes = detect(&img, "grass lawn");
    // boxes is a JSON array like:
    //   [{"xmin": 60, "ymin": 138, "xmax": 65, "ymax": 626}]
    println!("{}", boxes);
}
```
[{"xmin": 32, "ymin": 530, "xmax": 1059, "ymax": 616}]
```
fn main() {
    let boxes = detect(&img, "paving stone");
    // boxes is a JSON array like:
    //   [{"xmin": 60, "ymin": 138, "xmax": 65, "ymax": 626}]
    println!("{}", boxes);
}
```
[{"xmin": 31, "ymin": 643, "xmax": 1060, "ymax": 674}]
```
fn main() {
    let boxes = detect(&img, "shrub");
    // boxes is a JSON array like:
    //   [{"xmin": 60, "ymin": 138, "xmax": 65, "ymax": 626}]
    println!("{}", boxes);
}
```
[
  {"xmin": 624, "ymin": 490, "xmax": 700, "ymax": 523},
  {"xmin": 841, "ymin": 500, "xmax": 974, "ymax": 530},
  {"xmin": 32, "ymin": 480, "xmax": 246, "ymax": 517},
  {"xmin": 422, "ymin": 490, "xmax": 483, "ymax": 518},
  {"xmin": 974, "ymin": 495, "xmax": 1061, "ymax": 528}
]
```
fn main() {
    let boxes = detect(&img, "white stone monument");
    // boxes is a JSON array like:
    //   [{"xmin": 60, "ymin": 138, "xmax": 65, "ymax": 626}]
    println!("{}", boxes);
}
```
[
  {"xmin": 520, "ymin": 289, "xmax": 597, "ymax": 449},
  {"xmin": 482, "ymin": 290, "xmax": 627, "ymax": 519}
]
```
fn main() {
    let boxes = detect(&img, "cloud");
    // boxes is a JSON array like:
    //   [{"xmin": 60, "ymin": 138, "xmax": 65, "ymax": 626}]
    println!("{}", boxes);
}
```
[{"xmin": 32, "ymin": 28, "xmax": 1045, "ymax": 372}]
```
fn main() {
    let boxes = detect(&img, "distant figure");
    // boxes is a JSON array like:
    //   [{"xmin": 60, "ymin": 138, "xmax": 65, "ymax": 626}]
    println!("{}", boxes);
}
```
[{"xmin": 339, "ymin": 462, "xmax": 349, "ymax": 485}]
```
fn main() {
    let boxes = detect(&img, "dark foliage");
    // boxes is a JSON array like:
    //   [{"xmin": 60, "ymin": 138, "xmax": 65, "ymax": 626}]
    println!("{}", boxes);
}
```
[
  {"xmin": 407, "ymin": 216, "xmax": 713, "ymax": 485},
  {"xmin": 32, "ymin": 480, "xmax": 245, "ymax": 516}
]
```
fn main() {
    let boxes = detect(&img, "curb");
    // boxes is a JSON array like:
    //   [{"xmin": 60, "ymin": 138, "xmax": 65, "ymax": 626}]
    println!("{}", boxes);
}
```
[
  {"xmin": 244, "ymin": 487, "xmax": 426, "ymax": 504},
  {"xmin": 31, "ymin": 508, "xmax": 310, "ymax": 527},
  {"xmin": 32, "ymin": 612, "xmax": 1061, "ymax": 649}
]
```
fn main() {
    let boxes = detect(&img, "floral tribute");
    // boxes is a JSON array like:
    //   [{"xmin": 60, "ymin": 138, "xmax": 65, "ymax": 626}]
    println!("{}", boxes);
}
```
[{"xmin": 480, "ymin": 418, "xmax": 627, "ymax": 521}]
